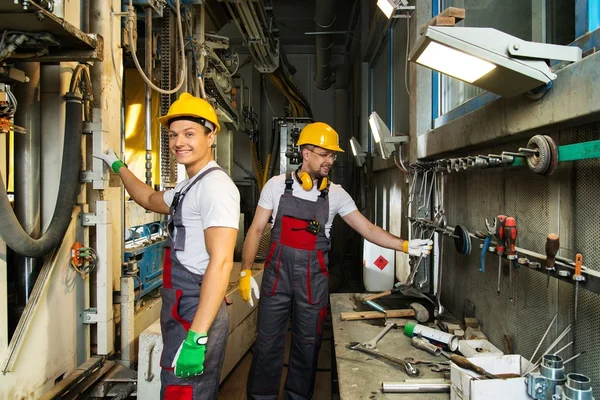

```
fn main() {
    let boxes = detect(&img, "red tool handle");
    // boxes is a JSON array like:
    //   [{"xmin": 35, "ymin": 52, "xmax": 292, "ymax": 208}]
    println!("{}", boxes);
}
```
[
  {"xmin": 496, "ymin": 215, "xmax": 507, "ymax": 255},
  {"xmin": 575, "ymin": 253, "xmax": 583, "ymax": 277},
  {"xmin": 505, "ymin": 217, "xmax": 517, "ymax": 258}
]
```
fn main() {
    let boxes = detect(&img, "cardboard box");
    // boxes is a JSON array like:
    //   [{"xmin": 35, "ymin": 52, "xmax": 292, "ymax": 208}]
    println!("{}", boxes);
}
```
[
  {"xmin": 459, "ymin": 339, "xmax": 504, "ymax": 358},
  {"xmin": 451, "ymin": 355, "xmax": 529, "ymax": 400}
]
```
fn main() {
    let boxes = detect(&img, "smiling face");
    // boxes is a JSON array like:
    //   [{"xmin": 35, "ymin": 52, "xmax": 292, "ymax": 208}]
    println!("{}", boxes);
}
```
[
  {"xmin": 168, "ymin": 119, "xmax": 215, "ymax": 177},
  {"xmin": 300, "ymin": 145, "xmax": 337, "ymax": 179}
]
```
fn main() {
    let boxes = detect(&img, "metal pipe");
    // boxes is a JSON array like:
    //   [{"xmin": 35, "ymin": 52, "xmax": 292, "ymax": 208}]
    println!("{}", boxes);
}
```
[
  {"xmin": 13, "ymin": 62, "xmax": 41, "ymax": 312},
  {"xmin": 145, "ymin": 7, "xmax": 153, "ymax": 187},
  {"xmin": 198, "ymin": 2, "xmax": 206, "ymax": 98},
  {"xmin": 315, "ymin": 0, "xmax": 336, "ymax": 89},
  {"xmin": 381, "ymin": 382, "xmax": 450, "ymax": 393},
  {"xmin": 246, "ymin": 2, "xmax": 267, "ymax": 43}
]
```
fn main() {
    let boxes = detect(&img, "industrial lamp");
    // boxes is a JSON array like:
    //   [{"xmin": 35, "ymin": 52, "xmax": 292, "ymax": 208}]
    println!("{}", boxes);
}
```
[
  {"xmin": 349, "ymin": 137, "xmax": 367, "ymax": 167},
  {"xmin": 368, "ymin": 111, "xmax": 408, "ymax": 160},
  {"xmin": 409, "ymin": 26, "xmax": 582, "ymax": 97},
  {"xmin": 377, "ymin": 0, "xmax": 414, "ymax": 19}
]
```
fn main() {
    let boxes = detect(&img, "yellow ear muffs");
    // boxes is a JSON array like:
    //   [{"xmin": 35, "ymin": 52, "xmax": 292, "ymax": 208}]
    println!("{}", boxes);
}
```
[
  {"xmin": 318, "ymin": 176, "xmax": 328, "ymax": 191},
  {"xmin": 295, "ymin": 170, "xmax": 329, "ymax": 191},
  {"xmin": 296, "ymin": 170, "xmax": 314, "ymax": 191}
]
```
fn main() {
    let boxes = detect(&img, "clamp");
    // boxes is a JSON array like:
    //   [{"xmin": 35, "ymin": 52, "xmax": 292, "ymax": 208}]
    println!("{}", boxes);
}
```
[{"xmin": 479, "ymin": 218, "xmax": 497, "ymax": 273}]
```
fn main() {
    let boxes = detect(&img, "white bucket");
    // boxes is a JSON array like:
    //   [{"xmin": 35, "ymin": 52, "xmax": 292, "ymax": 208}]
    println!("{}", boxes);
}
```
[{"xmin": 363, "ymin": 239, "xmax": 395, "ymax": 291}]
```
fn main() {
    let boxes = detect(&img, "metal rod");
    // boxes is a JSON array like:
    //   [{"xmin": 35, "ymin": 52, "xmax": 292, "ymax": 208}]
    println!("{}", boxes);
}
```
[
  {"xmin": 145, "ymin": 7, "xmax": 153, "ymax": 187},
  {"xmin": 524, "ymin": 313, "xmax": 558, "ymax": 375},
  {"xmin": 562, "ymin": 352, "xmax": 583, "ymax": 366},
  {"xmin": 382, "ymin": 382, "xmax": 450, "ymax": 393},
  {"xmin": 304, "ymin": 30, "xmax": 359, "ymax": 35}
]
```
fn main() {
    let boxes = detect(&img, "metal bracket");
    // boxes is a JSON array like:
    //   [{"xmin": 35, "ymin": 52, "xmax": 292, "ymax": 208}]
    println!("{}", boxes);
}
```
[
  {"xmin": 81, "ymin": 206, "xmax": 109, "ymax": 227},
  {"xmin": 508, "ymin": 41, "xmax": 582, "ymax": 63},
  {"xmin": 385, "ymin": 135, "xmax": 410, "ymax": 144},
  {"xmin": 83, "ymin": 308, "xmax": 99, "ymax": 324},
  {"xmin": 82, "ymin": 108, "xmax": 109, "ymax": 190}
]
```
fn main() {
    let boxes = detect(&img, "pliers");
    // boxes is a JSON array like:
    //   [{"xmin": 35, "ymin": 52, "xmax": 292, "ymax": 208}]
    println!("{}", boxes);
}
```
[{"xmin": 479, "ymin": 218, "xmax": 497, "ymax": 273}]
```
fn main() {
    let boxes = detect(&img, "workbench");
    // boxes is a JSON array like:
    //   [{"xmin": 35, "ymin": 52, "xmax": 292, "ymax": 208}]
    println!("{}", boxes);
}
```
[{"xmin": 330, "ymin": 293, "xmax": 450, "ymax": 400}]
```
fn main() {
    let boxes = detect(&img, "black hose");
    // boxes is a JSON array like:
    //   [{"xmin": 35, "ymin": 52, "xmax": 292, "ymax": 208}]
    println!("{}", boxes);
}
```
[
  {"xmin": 279, "ymin": 45, "xmax": 297, "ymax": 76},
  {"xmin": 0, "ymin": 93, "xmax": 83, "ymax": 258}
]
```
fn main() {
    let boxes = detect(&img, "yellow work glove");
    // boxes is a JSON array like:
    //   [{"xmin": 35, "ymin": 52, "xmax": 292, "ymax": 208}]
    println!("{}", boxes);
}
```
[{"xmin": 239, "ymin": 269, "xmax": 260, "ymax": 307}]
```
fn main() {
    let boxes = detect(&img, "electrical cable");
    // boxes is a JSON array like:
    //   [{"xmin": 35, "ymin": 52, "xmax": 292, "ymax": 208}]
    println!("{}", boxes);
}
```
[
  {"xmin": 127, "ymin": 0, "xmax": 186, "ymax": 94},
  {"xmin": 393, "ymin": 150, "xmax": 409, "ymax": 175},
  {"xmin": 404, "ymin": 16, "xmax": 411, "ymax": 97}
]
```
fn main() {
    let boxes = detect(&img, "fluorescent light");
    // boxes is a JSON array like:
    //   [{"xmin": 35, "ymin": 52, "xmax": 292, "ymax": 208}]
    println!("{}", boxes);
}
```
[
  {"xmin": 368, "ymin": 112, "xmax": 396, "ymax": 159},
  {"xmin": 350, "ymin": 138, "xmax": 358, "ymax": 156},
  {"xmin": 349, "ymin": 137, "xmax": 366, "ymax": 167},
  {"xmin": 409, "ymin": 27, "xmax": 582, "ymax": 97},
  {"xmin": 377, "ymin": 0, "xmax": 395, "ymax": 19},
  {"xmin": 369, "ymin": 116, "xmax": 381, "ymax": 143},
  {"xmin": 416, "ymin": 41, "xmax": 496, "ymax": 83}
]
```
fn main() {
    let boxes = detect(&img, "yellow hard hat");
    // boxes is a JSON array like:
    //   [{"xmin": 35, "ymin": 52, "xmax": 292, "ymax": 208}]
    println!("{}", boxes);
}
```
[
  {"xmin": 297, "ymin": 122, "xmax": 344, "ymax": 152},
  {"xmin": 158, "ymin": 92, "xmax": 221, "ymax": 134}
]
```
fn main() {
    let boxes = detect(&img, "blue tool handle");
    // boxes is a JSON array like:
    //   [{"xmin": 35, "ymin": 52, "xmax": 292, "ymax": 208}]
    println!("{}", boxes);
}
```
[{"xmin": 479, "ymin": 236, "xmax": 492, "ymax": 272}]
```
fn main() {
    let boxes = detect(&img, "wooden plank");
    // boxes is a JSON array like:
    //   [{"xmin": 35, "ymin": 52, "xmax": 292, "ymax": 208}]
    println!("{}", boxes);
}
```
[
  {"xmin": 438, "ymin": 7, "xmax": 465, "ymax": 21},
  {"xmin": 340, "ymin": 309, "xmax": 415, "ymax": 321},
  {"xmin": 420, "ymin": 16, "xmax": 457, "ymax": 35}
]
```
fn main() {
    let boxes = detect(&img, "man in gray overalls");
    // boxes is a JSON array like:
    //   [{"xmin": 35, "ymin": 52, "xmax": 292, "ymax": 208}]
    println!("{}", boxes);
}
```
[
  {"xmin": 239, "ymin": 122, "xmax": 433, "ymax": 399},
  {"xmin": 95, "ymin": 92, "xmax": 240, "ymax": 399}
]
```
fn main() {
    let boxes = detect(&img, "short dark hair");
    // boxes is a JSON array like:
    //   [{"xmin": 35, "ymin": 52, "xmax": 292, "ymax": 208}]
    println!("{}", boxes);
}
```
[{"xmin": 167, "ymin": 116, "xmax": 213, "ymax": 135}]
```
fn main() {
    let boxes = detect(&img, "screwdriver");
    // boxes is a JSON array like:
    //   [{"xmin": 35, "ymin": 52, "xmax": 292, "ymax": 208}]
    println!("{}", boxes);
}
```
[
  {"xmin": 450, "ymin": 354, "xmax": 500, "ymax": 379},
  {"xmin": 505, "ymin": 217, "xmax": 517, "ymax": 301},
  {"xmin": 496, "ymin": 215, "xmax": 507, "ymax": 293},
  {"xmin": 545, "ymin": 234, "xmax": 560, "ymax": 288},
  {"xmin": 573, "ymin": 253, "xmax": 584, "ymax": 321}
]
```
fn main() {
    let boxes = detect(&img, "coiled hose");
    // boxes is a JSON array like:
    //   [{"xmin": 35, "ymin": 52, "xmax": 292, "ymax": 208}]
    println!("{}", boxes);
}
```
[{"xmin": 0, "ymin": 93, "xmax": 83, "ymax": 258}]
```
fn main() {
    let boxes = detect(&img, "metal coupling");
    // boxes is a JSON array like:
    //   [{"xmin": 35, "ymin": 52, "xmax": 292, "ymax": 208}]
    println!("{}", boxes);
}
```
[
  {"xmin": 411, "ymin": 336, "xmax": 441, "ymax": 356},
  {"xmin": 561, "ymin": 373, "xmax": 594, "ymax": 400},
  {"xmin": 527, "ymin": 355, "xmax": 567, "ymax": 400}
]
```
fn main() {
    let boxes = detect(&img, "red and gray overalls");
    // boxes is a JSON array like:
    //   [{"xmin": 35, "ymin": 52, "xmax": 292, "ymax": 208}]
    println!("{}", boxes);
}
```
[
  {"xmin": 247, "ymin": 172, "xmax": 330, "ymax": 400},
  {"xmin": 159, "ymin": 167, "xmax": 229, "ymax": 400}
]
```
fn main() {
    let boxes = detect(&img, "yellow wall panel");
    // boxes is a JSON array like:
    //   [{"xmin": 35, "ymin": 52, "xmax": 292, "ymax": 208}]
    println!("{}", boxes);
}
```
[{"xmin": 124, "ymin": 69, "xmax": 161, "ymax": 189}]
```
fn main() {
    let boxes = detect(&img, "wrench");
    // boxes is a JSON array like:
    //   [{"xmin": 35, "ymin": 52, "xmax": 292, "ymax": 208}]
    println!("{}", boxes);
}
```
[
  {"xmin": 404, "ymin": 357, "xmax": 450, "ymax": 367},
  {"xmin": 362, "ymin": 321, "xmax": 396, "ymax": 349},
  {"xmin": 346, "ymin": 342, "xmax": 420, "ymax": 376}
]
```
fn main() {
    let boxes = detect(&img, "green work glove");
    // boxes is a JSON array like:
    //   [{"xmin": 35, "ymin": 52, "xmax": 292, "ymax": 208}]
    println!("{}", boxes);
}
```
[
  {"xmin": 172, "ymin": 330, "xmax": 208, "ymax": 378},
  {"xmin": 92, "ymin": 148, "xmax": 127, "ymax": 174}
]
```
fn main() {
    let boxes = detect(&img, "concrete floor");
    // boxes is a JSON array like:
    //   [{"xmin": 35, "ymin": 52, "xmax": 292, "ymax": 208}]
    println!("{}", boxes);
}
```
[{"xmin": 218, "ymin": 321, "xmax": 335, "ymax": 399}]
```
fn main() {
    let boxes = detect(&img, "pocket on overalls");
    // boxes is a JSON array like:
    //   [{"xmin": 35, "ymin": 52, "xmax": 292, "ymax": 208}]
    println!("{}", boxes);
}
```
[
  {"xmin": 261, "ymin": 242, "xmax": 280, "ymax": 297},
  {"xmin": 160, "ymin": 287, "xmax": 192, "ymax": 368},
  {"xmin": 164, "ymin": 385, "xmax": 193, "ymax": 400},
  {"xmin": 307, "ymin": 250, "xmax": 329, "ymax": 305}
]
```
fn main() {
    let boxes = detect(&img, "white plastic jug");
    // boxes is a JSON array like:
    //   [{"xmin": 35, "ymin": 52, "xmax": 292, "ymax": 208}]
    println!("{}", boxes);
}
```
[{"xmin": 363, "ymin": 239, "xmax": 395, "ymax": 291}]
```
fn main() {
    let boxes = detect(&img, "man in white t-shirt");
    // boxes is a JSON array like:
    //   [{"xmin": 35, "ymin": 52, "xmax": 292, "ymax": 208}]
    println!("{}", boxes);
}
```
[
  {"xmin": 95, "ymin": 93, "xmax": 240, "ymax": 400},
  {"xmin": 239, "ymin": 122, "xmax": 432, "ymax": 399}
]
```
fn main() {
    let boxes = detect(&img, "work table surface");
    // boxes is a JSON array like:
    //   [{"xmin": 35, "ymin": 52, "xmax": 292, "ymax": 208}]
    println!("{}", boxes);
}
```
[{"xmin": 330, "ymin": 293, "xmax": 450, "ymax": 400}]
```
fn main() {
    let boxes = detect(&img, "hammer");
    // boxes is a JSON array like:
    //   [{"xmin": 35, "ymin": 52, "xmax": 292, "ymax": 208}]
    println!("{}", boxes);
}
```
[{"xmin": 341, "ymin": 302, "xmax": 429, "ymax": 323}]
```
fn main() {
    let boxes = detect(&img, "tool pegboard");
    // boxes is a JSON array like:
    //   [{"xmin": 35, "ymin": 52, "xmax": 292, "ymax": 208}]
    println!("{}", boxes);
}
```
[
  {"xmin": 440, "ymin": 138, "xmax": 577, "ymax": 385},
  {"xmin": 572, "ymin": 120, "xmax": 600, "ymax": 394}
]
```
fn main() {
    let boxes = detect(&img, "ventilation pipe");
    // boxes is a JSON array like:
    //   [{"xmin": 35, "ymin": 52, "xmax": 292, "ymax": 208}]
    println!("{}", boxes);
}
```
[
  {"xmin": 332, "ymin": 55, "xmax": 350, "ymax": 187},
  {"xmin": 13, "ymin": 62, "xmax": 41, "ymax": 315},
  {"xmin": 315, "ymin": 0, "xmax": 336, "ymax": 90}
]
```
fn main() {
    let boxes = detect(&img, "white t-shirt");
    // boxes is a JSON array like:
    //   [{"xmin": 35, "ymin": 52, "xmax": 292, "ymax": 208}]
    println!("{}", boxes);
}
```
[
  {"xmin": 258, "ymin": 174, "xmax": 358, "ymax": 238},
  {"xmin": 163, "ymin": 161, "xmax": 240, "ymax": 275}
]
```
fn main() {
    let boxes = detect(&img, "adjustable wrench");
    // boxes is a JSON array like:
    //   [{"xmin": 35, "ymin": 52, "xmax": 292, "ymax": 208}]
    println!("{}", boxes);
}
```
[
  {"xmin": 362, "ymin": 321, "xmax": 397, "ymax": 349},
  {"xmin": 346, "ymin": 342, "xmax": 420, "ymax": 376}
]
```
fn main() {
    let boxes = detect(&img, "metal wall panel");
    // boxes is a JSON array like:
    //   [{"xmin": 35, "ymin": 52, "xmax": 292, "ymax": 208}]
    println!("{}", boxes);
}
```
[
  {"xmin": 441, "ymin": 140, "xmax": 574, "ymax": 379},
  {"xmin": 572, "ymin": 121, "xmax": 600, "ymax": 394}
]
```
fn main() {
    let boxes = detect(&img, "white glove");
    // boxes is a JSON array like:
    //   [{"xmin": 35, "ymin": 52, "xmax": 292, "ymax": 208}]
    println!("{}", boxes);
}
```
[
  {"xmin": 93, "ymin": 148, "xmax": 126, "ymax": 173},
  {"xmin": 239, "ymin": 269, "xmax": 260, "ymax": 307},
  {"xmin": 404, "ymin": 239, "xmax": 433, "ymax": 257}
]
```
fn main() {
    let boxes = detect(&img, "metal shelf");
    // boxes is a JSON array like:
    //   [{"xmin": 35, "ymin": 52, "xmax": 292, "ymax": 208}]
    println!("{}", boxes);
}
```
[{"xmin": 0, "ymin": 1, "xmax": 102, "ymax": 62}]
